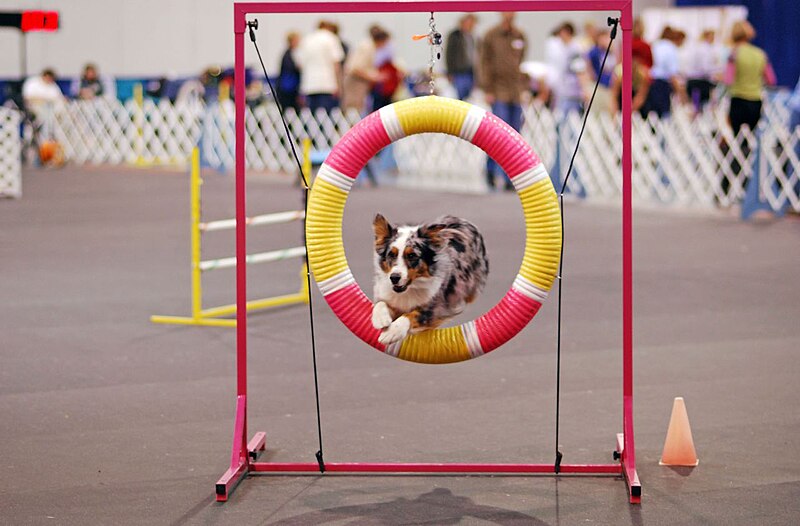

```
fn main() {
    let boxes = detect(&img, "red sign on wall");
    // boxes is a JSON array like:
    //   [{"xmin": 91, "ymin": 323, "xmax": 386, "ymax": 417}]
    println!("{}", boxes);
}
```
[{"xmin": 21, "ymin": 11, "xmax": 59, "ymax": 32}]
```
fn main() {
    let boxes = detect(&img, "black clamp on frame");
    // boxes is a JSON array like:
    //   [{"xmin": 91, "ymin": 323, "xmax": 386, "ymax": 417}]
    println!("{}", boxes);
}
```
[
  {"xmin": 247, "ymin": 19, "xmax": 258, "ymax": 42},
  {"xmin": 608, "ymin": 17, "xmax": 619, "ymax": 39}
]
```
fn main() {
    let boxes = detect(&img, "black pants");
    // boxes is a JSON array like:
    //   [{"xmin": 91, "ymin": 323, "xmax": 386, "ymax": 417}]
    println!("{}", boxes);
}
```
[
  {"xmin": 277, "ymin": 90, "xmax": 299, "ymax": 112},
  {"xmin": 646, "ymin": 79, "xmax": 672, "ymax": 118},
  {"xmin": 728, "ymin": 97, "xmax": 762, "ymax": 136},
  {"xmin": 723, "ymin": 98, "xmax": 762, "ymax": 198},
  {"xmin": 686, "ymin": 79, "xmax": 714, "ymax": 109}
]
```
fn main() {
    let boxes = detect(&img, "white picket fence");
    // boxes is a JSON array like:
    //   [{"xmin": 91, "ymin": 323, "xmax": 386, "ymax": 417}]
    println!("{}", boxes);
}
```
[
  {"xmin": 394, "ymin": 97, "xmax": 799, "ymax": 215},
  {"xmin": 6, "ymin": 94, "xmax": 799, "ymax": 215},
  {"xmin": 0, "ymin": 107, "xmax": 22, "ymax": 198},
  {"xmin": 542, "ymin": 99, "xmax": 800, "ymax": 213},
  {"xmin": 48, "ymin": 97, "xmax": 362, "ymax": 173}
]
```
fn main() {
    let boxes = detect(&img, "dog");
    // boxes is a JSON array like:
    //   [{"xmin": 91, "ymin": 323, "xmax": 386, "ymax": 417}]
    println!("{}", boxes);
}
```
[{"xmin": 371, "ymin": 214, "xmax": 489, "ymax": 346}]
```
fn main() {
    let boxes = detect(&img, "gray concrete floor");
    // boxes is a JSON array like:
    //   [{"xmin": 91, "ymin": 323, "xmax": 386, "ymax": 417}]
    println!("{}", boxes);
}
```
[{"xmin": 1, "ymin": 166, "xmax": 799, "ymax": 525}]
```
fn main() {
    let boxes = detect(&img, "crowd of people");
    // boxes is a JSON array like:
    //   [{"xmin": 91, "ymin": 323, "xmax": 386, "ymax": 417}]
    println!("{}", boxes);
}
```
[
  {"xmin": 272, "ymin": 14, "xmax": 779, "ymax": 122},
  {"xmin": 267, "ymin": 13, "xmax": 793, "ymax": 195},
  {"xmin": 14, "ymin": 14, "xmax": 784, "ymax": 132},
  {"xmin": 20, "ymin": 63, "xmax": 107, "ymax": 106},
  {"xmin": 611, "ymin": 18, "xmax": 777, "ymax": 126},
  {"xmin": 11, "ymin": 12, "xmax": 797, "ymax": 188},
  {"xmin": 274, "ymin": 20, "xmax": 404, "ymax": 116}
]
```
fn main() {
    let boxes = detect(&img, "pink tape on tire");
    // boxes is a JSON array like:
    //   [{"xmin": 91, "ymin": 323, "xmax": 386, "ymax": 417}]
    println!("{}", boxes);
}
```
[
  {"xmin": 475, "ymin": 289, "xmax": 542, "ymax": 353},
  {"xmin": 324, "ymin": 112, "xmax": 391, "ymax": 178},
  {"xmin": 471, "ymin": 113, "xmax": 540, "ymax": 178},
  {"xmin": 324, "ymin": 283, "xmax": 384, "ymax": 350}
]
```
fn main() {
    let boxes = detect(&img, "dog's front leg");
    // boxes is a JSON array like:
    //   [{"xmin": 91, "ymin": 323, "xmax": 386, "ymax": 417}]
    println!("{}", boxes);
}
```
[
  {"xmin": 378, "ymin": 315, "xmax": 411, "ymax": 345},
  {"xmin": 372, "ymin": 301, "xmax": 394, "ymax": 330}
]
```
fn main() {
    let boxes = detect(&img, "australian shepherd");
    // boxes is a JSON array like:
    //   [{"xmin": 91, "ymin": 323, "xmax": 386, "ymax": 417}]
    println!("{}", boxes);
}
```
[{"xmin": 371, "ymin": 214, "xmax": 489, "ymax": 346}]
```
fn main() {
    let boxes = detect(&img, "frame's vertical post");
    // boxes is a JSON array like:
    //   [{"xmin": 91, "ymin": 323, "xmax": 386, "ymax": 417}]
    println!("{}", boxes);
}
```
[
  {"xmin": 190, "ymin": 147, "xmax": 203, "ymax": 320},
  {"xmin": 234, "ymin": 7, "xmax": 248, "ymax": 444},
  {"xmin": 619, "ymin": 1, "xmax": 641, "ymax": 504},
  {"xmin": 216, "ymin": 6, "xmax": 253, "ymax": 503}
]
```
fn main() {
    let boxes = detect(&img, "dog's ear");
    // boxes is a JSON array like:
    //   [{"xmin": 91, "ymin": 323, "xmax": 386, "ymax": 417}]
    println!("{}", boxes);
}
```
[
  {"xmin": 373, "ymin": 214, "xmax": 394, "ymax": 250},
  {"xmin": 417, "ymin": 223, "xmax": 447, "ymax": 247}
]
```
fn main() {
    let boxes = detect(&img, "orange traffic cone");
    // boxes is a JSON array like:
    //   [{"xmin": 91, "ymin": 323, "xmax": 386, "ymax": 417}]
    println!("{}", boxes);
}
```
[{"xmin": 659, "ymin": 397, "xmax": 699, "ymax": 466}]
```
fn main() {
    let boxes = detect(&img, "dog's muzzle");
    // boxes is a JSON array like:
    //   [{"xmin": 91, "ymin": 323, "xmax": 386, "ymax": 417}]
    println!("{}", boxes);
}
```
[{"xmin": 390, "ymin": 273, "xmax": 408, "ymax": 292}]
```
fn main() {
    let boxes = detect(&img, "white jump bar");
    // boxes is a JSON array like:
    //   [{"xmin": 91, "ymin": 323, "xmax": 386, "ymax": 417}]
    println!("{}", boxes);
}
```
[
  {"xmin": 199, "ymin": 246, "xmax": 306, "ymax": 271},
  {"xmin": 200, "ymin": 210, "xmax": 305, "ymax": 232}
]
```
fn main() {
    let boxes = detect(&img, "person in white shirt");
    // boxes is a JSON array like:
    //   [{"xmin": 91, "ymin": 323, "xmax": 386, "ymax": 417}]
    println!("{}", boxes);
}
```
[
  {"xmin": 647, "ymin": 27, "xmax": 686, "ymax": 118},
  {"xmin": 22, "ymin": 69, "xmax": 63, "ymax": 106},
  {"xmin": 684, "ymin": 30, "xmax": 719, "ymax": 111},
  {"xmin": 545, "ymin": 22, "xmax": 587, "ymax": 115},
  {"xmin": 295, "ymin": 20, "xmax": 345, "ymax": 113},
  {"xmin": 22, "ymin": 69, "xmax": 64, "ymax": 140}
]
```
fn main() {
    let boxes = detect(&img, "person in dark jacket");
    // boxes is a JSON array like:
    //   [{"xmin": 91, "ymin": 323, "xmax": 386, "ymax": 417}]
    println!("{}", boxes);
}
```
[
  {"xmin": 78, "ymin": 63, "xmax": 104, "ymax": 100},
  {"xmin": 445, "ymin": 14, "xmax": 479, "ymax": 100},
  {"xmin": 277, "ymin": 31, "xmax": 302, "ymax": 112}
]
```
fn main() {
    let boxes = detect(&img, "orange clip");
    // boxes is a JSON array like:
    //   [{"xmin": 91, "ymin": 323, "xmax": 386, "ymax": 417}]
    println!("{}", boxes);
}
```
[{"xmin": 412, "ymin": 33, "xmax": 429, "ymax": 41}]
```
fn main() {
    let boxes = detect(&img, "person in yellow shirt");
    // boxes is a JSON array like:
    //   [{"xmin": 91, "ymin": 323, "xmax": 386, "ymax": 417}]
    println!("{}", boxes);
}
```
[
  {"xmin": 724, "ymin": 20, "xmax": 776, "ymax": 136},
  {"xmin": 722, "ymin": 20, "xmax": 776, "ymax": 200}
]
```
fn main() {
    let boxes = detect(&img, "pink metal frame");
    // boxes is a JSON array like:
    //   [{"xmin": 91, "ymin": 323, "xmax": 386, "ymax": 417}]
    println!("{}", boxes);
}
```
[{"xmin": 221, "ymin": 0, "xmax": 639, "ymax": 504}]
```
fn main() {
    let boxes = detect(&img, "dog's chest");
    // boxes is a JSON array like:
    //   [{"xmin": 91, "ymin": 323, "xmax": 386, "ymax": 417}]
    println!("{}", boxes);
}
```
[{"xmin": 376, "ymin": 277, "xmax": 442, "ymax": 313}]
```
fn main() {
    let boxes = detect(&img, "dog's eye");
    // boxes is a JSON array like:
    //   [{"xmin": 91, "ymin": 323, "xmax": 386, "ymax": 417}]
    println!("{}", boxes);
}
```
[{"xmin": 406, "ymin": 254, "xmax": 419, "ymax": 267}]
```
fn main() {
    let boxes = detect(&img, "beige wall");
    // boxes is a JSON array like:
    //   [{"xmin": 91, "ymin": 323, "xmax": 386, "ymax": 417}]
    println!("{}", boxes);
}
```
[{"xmin": 0, "ymin": 0, "xmax": 672, "ymax": 79}]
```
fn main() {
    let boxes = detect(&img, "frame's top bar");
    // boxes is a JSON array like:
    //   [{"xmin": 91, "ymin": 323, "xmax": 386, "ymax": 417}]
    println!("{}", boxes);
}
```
[{"xmin": 234, "ymin": 1, "xmax": 632, "ymax": 16}]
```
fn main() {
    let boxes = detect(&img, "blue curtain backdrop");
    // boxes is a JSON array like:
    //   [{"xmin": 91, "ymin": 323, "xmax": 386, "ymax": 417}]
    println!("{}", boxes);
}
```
[{"xmin": 676, "ymin": 0, "xmax": 799, "ymax": 87}]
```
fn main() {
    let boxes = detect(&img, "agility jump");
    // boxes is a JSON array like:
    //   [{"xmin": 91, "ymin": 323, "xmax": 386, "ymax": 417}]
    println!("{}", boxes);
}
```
[
  {"xmin": 150, "ymin": 146, "xmax": 308, "ymax": 328},
  {"xmin": 307, "ymin": 96, "xmax": 561, "ymax": 363},
  {"xmin": 216, "ymin": 0, "xmax": 640, "ymax": 505}
]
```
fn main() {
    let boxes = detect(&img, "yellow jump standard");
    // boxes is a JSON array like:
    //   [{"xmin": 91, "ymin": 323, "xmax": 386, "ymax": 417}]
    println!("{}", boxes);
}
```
[{"xmin": 150, "ymin": 145, "xmax": 309, "ymax": 327}]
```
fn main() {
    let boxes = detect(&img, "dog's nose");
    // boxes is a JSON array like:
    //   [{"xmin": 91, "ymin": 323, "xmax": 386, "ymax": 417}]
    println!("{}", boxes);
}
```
[{"xmin": 390, "ymin": 273, "xmax": 401, "ymax": 285}]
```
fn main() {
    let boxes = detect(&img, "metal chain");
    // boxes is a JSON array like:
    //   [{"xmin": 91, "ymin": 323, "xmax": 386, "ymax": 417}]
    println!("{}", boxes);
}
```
[{"xmin": 427, "ymin": 13, "xmax": 442, "ymax": 94}]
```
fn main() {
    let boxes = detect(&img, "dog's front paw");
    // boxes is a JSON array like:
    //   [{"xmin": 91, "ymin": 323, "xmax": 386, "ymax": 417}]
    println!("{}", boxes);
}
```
[
  {"xmin": 372, "ymin": 301, "xmax": 393, "ymax": 330},
  {"xmin": 378, "ymin": 316, "xmax": 410, "ymax": 346}
]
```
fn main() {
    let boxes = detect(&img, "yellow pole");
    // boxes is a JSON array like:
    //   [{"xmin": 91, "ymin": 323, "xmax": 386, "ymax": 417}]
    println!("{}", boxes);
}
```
[
  {"xmin": 219, "ymin": 82, "xmax": 230, "ymax": 102},
  {"xmin": 151, "ymin": 141, "xmax": 310, "ymax": 327},
  {"xmin": 218, "ymin": 82, "xmax": 231, "ymax": 150},
  {"xmin": 134, "ymin": 83, "xmax": 145, "ymax": 166},
  {"xmin": 302, "ymin": 137, "xmax": 312, "ymax": 186},
  {"xmin": 190, "ymin": 147, "xmax": 203, "ymax": 320},
  {"xmin": 300, "ymin": 138, "xmax": 312, "ymax": 302},
  {"xmin": 299, "ymin": 263, "xmax": 310, "ymax": 303}
]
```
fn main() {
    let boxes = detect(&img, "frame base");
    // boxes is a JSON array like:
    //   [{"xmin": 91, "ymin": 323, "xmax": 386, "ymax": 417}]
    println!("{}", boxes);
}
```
[
  {"xmin": 215, "ymin": 431, "xmax": 641, "ymax": 503},
  {"xmin": 616, "ymin": 433, "xmax": 641, "ymax": 503},
  {"xmin": 215, "ymin": 432, "xmax": 267, "ymax": 501}
]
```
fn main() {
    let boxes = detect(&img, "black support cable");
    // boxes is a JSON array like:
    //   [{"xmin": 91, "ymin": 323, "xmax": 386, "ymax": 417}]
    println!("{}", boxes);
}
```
[
  {"xmin": 554, "ymin": 17, "xmax": 619, "ymax": 474},
  {"xmin": 248, "ymin": 19, "xmax": 326, "ymax": 472}
]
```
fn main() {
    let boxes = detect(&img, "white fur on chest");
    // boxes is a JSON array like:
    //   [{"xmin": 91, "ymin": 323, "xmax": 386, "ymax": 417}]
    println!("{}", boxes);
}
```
[{"xmin": 374, "ymin": 274, "xmax": 443, "ymax": 313}]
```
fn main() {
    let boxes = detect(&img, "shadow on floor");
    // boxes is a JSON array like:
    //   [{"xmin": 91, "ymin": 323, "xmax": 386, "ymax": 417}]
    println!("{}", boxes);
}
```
[{"xmin": 264, "ymin": 487, "xmax": 546, "ymax": 525}]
